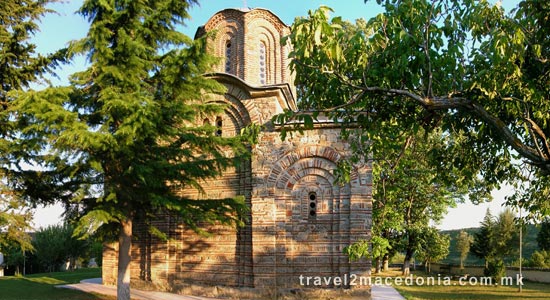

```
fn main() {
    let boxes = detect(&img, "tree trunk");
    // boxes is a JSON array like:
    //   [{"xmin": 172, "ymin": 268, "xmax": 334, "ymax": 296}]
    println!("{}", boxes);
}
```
[
  {"xmin": 375, "ymin": 257, "xmax": 382, "ymax": 274},
  {"xmin": 424, "ymin": 260, "xmax": 430, "ymax": 274},
  {"xmin": 402, "ymin": 258, "xmax": 411, "ymax": 276},
  {"xmin": 70, "ymin": 256, "xmax": 76, "ymax": 271},
  {"xmin": 117, "ymin": 217, "xmax": 133, "ymax": 300},
  {"xmin": 383, "ymin": 253, "xmax": 390, "ymax": 271},
  {"xmin": 402, "ymin": 248, "xmax": 414, "ymax": 276}
]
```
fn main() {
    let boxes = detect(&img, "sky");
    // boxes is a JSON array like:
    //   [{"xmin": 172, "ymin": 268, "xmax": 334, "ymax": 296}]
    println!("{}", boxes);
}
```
[{"xmin": 30, "ymin": 0, "xmax": 521, "ymax": 230}]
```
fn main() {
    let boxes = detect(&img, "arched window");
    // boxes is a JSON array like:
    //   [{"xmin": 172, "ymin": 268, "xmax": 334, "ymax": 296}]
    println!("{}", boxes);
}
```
[
  {"xmin": 215, "ymin": 116, "xmax": 223, "ymax": 137},
  {"xmin": 308, "ymin": 192, "xmax": 317, "ymax": 220},
  {"xmin": 225, "ymin": 40, "xmax": 232, "ymax": 74},
  {"xmin": 259, "ymin": 42, "xmax": 266, "ymax": 84}
]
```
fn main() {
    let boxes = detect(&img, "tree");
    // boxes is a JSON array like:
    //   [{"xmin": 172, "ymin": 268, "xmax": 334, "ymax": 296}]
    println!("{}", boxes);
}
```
[
  {"xmin": 371, "ymin": 236, "xmax": 391, "ymax": 274},
  {"xmin": 529, "ymin": 250, "xmax": 550, "ymax": 268},
  {"xmin": 0, "ymin": 0, "xmax": 65, "ymax": 256},
  {"xmin": 282, "ymin": 0, "xmax": 550, "ymax": 216},
  {"xmin": 4, "ymin": 242, "xmax": 27, "ymax": 275},
  {"xmin": 0, "ymin": 0, "xmax": 65, "ymax": 118},
  {"xmin": 337, "ymin": 122, "xmax": 490, "ymax": 276},
  {"xmin": 33, "ymin": 224, "xmax": 70, "ymax": 272},
  {"xmin": 32, "ymin": 223, "xmax": 87, "ymax": 272},
  {"xmin": 376, "ymin": 128, "xmax": 485, "ymax": 275},
  {"xmin": 64, "ymin": 223, "xmax": 89, "ymax": 271},
  {"xmin": 415, "ymin": 227, "xmax": 450, "ymax": 273},
  {"xmin": 484, "ymin": 258, "xmax": 506, "ymax": 282},
  {"xmin": 33, "ymin": 225, "xmax": 66, "ymax": 272},
  {"xmin": 0, "ymin": 192, "xmax": 33, "ymax": 255},
  {"xmin": 493, "ymin": 208, "xmax": 519, "ymax": 259},
  {"xmin": 537, "ymin": 218, "xmax": 550, "ymax": 251},
  {"xmin": 472, "ymin": 208, "xmax": 519, "ymax": 268},
  {"xmin": 471, "ymin": 209, "xmax": 496, "ymax": 268},
  {"xmin": 9, "ymin": 1, "xmax": 248, "ymax": 299},
  {"xmin": 455, "ymin": 230, "xmax": 473, "ymax": 269}
]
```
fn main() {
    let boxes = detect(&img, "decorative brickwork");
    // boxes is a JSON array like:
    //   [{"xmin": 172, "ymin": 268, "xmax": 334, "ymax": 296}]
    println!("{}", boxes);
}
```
[
  {"xmin": 196, "ymin": 8, "xmax": 294, "ymax": 90},
  {"xmin": 103, "ymin": 7, "xmax": 371, "ymax": 290}
]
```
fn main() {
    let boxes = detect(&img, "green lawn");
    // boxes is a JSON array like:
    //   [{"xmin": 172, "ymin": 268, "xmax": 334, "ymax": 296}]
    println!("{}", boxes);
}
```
[
  {"xmin": 0, "ymin": 268, "xmax": 115, "ymax": 300},
  {"xmin": 395, "ymin": 280, "xmax": 550, "ymax": 300},
  {"xmin": 376, "ymin": 269, "xmax": 550, "ymax": 300}
]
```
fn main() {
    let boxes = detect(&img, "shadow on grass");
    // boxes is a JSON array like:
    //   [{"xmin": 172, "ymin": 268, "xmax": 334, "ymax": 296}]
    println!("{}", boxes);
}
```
[{"xmin": 0, "ymin": 268, "xmax": 115, "ymax": 300}]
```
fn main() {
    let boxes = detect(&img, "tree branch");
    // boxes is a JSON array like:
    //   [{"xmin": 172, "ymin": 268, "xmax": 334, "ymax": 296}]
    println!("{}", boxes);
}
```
[
  {"xmin": 468, "ymin": 103, "xmax": 546, "ymax": 167},
  {"xmin": 295, "ymin": 58, "xmax": 550, "ymax": 173},
  {"xmin": 525, "ymin": 117, "xmax": 550, "ymax": 160},
  {"xmin": 390, "ymin": 135, "xmax": 414, "ymax": 172}
]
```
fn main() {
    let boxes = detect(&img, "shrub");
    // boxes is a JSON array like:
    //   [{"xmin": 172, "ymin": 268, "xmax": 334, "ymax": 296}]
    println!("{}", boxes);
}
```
[
  {"xmin": 529, "ymin": 250, "xmax": 550, "ymax": 268},
  {"xmin": 484, "ymin": 258, "xmax": 506, "ymax": 282}
]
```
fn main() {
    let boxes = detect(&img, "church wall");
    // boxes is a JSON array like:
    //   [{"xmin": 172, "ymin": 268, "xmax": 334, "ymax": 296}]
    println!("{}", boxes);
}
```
[
  {"xmin": 102, "ymin": 166, "xmax": 249, "ymax": 287},
  {"xmin": 250, "ymin": 128, "xmax": 372, "ymax": 288},
  {"xmin": 103, "ymin": 7, "xmax": 371, "ymax": 291},
  {"xmin": 102, "ymin": 125, "xmax": 372, "ymax": 289}
]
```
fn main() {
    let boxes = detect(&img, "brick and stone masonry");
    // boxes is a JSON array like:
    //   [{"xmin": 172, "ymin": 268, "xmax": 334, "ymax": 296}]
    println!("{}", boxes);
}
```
[{"xmin": 102, "ymin": 8, "xmax": 372, "ymax": 289}]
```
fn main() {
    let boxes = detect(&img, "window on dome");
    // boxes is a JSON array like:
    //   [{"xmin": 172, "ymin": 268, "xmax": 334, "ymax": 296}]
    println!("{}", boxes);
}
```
[
  {"xmin": 225, "ymin": 40, "xmax": 232, "ymax": 74},
  {"xmin": 259, "ymin": 42, "xmax": 266, "ymax": 84}
]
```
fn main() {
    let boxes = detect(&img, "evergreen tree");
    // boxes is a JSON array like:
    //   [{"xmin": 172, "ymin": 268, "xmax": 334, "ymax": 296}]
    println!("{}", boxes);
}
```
[
  {"xmin": 9, "ymin": 1, "xmax": 248, "ymax": 299},
  {"xmin": 493, "ymin": 208, "xmax": 519, "ymax": 259},
  {"xmin": 529, "ymin": 250, "xmax": 550, "ymax": 268},
  {"xmin": 0, "ymin": 0, "xmax": 65, "ymax": 253},
  {"xmin": 0, "ymin": 0, "xmax": 65, "ymax": 110},
  {"xmin": 471, "ymin": 209, "xmax": 496, "ymax": 268},
  {"xmin": 537, "ymin": 218, "xmax": 550, "ymax": 251}
]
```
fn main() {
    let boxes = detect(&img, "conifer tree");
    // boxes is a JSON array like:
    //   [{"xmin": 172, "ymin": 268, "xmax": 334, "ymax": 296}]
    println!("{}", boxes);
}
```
[
  {"xmin": 1, "ymin": 0, "xmax": 65, "ymax": 251},
  {"xmin": 493, "ymin": 208, "xmax": 519, "ymax": 258},
  {"xmin": 537, "ymin": 218, "xmax": 550, "ymax": 251},
  {"xmin": 9, "ymin": 1, "xmax": 247, "ymax": 299},
  {"xmin": 471, "ymin": 209, "xmax": 496, "ymax": 268}
]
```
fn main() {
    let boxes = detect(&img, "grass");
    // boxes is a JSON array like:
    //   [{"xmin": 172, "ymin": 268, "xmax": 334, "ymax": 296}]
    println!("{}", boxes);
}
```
[
  {"xmin": 0, "ymin": 268, "xmax": 115, "ymax": 300},
  {"xmin": 375, "ymin": 268, "xmax": 550, "ymax": 300}
]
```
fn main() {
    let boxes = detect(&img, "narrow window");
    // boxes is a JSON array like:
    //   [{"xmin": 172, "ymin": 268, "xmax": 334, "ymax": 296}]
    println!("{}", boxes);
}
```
[
  {"xmin": 308, "ymin": 192, "xmax": 317, "ymax": 220},
  {"xmin": 225, "ymin": 41, "xmax": 232, "ymax": 74},
  {"xmin": 215, "ymin": 116, "xmax": 223, "ymax": 136},
  {"xmin": 259, "ymin": 42, "xmax": 266, "ymax": 84}
]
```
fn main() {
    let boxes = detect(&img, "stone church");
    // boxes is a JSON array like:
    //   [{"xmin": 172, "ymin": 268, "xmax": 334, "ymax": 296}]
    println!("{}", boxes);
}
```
[{"xmin": 103, "ymin": 7, "xmax": 372, "ymax": 289}]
